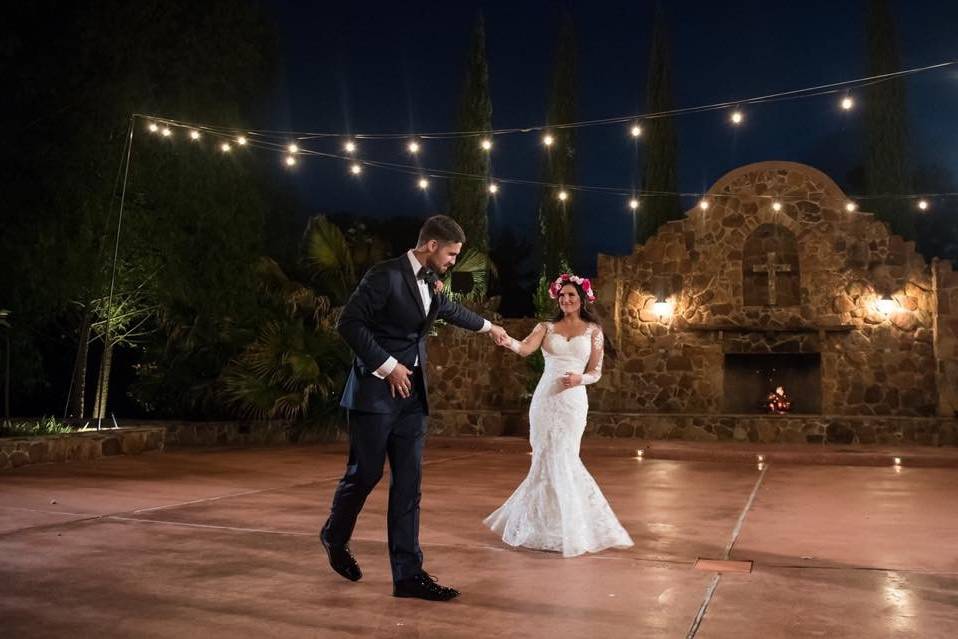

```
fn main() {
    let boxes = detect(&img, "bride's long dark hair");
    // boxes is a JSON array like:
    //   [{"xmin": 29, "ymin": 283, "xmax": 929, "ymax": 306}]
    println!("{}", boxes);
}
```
[{"xmin": 550, "ymin": 281, "xmax": 617, "ymax": 359}]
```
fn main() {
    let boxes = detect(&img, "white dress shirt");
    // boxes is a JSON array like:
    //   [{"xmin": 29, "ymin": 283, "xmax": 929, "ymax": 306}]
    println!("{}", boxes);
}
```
[{"xmin": 373, "ymin": 250, "xmax": 491, "ymax": 378}]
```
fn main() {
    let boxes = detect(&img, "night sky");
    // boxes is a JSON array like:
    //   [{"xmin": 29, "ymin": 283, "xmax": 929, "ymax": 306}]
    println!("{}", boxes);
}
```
[{"xmin": 264, "ymin": 0, "xmax": 958, "ymax": 274}]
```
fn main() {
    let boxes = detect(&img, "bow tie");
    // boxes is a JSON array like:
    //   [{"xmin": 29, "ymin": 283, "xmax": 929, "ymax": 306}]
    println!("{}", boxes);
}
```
[{"xmin": 417, "ymin": 267, "xmax": 438, "ymax": 286}]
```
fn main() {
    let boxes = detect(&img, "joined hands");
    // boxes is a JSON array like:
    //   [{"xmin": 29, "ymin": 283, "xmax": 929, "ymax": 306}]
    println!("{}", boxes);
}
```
[{"xmin": 487, "ymin": 324, "xmax": 513, "ymax": 348}]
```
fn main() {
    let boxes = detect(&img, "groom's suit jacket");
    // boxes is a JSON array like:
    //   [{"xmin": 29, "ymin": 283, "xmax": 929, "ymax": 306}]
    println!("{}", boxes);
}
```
[{"xmin": 337, "ymin": 254, "xmax": 486, "ymax": 415}]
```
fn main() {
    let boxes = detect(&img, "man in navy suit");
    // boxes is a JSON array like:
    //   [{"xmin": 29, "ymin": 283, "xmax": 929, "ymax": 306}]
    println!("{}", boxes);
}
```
[{"xmin": 321, "ymin": 215, "xmax": 508, "ymax": 601}]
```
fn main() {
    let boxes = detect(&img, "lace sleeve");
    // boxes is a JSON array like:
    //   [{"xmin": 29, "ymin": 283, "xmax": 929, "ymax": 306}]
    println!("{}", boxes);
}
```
[
  {"xmin": 507, "ymin": 322, "xmax": 548, "ymax": 357},
  {"xmin": 580, "ymin": 325, "xmax": 604, "ymax": 385}
]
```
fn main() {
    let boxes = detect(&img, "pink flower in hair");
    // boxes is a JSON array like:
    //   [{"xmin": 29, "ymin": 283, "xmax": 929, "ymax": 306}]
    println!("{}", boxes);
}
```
[{"xmin": 548, "ymin": 273, "xmax": 597, "ymax": 303}]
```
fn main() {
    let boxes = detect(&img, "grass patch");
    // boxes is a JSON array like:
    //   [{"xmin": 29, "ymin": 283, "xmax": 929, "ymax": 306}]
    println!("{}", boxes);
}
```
[{"xmin": 0, "ymin": 416, "xmax": 75, "ymax": 438}]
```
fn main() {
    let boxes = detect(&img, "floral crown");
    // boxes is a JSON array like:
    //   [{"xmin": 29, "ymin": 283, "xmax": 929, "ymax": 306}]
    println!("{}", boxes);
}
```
[{"xmin": 548, "ymin": 273, "xmax": 596, "ymax": 303}]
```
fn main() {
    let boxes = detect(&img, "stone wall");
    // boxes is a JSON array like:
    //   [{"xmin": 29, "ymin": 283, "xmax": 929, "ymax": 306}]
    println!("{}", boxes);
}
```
[
  {"xmin": 934, "ymin": 259, "xmax": 958, "ymax": 417},
  {"xmin": 593, "ymin": 161, "xmax": 938, "ymax": 417},
  {"xmin": 146, "ymin": 420, "xmax": 293, "ymax": 447},
  {"xmin": 424, "ymin": 162, "xmax": 958, "ymax": 442},
  {"xmin": 0, "ymin": 427, "xmax": 165, "ymax": 470}
]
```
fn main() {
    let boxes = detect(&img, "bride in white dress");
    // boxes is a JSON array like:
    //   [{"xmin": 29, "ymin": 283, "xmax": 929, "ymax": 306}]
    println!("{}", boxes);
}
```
[{"xmin": 483, "ymin": 274, "xmax": 634, "ymax": 557}]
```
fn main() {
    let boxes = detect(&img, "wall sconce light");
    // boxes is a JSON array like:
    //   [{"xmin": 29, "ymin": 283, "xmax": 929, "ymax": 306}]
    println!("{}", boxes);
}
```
[
  {"xmin": 876, "ymin": 294, "xmax": 897, "ymax": 316},
  {"xmin": 653, "ymin": 299, "xmax": 673, "ymax": 320}
]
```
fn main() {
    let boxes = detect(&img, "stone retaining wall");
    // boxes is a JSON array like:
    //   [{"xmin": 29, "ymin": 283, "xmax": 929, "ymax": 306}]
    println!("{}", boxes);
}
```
[{"xmin": 0, "ymin": 427, "xmax": 165, "ymax": 470}]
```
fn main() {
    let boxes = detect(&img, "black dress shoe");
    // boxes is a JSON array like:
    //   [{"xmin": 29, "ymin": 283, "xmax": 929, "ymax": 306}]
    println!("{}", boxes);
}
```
[
  {"xmin": 393, "ymin": 572, "xmax": 460, "ymax": 601},
  {"xmin": 319, "ymin": 525, "xmax": 362, "ymax": 582}
]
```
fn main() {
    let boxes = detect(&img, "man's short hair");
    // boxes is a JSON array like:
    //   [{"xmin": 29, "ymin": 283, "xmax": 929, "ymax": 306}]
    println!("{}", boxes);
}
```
[{"xmin": 417, "ymin": 215, "xmax": 466, "ymax": 246}]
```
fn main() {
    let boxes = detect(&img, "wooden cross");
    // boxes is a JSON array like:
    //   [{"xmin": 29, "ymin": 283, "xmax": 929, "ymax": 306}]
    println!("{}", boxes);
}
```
[{"xmin": 752, "ymin": 251, "xmax": 791, "ymax": 305}]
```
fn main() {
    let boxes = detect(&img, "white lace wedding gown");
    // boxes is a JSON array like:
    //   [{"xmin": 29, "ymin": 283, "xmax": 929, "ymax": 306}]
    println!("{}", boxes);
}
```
[{"xmin": 483, "ymin": 322, "xmax": 634, "ymax": 557}]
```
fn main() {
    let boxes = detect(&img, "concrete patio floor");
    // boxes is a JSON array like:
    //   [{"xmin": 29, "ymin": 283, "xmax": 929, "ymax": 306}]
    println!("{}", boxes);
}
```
[{"xmin": 2, "ymin": 438, "xmax": 957, "ymax": 638}]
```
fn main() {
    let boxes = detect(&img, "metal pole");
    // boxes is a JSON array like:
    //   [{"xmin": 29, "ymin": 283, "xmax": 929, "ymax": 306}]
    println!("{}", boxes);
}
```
[{"xmin": 95, "ymin": 115, "xmax": 137, "ymax": 430}]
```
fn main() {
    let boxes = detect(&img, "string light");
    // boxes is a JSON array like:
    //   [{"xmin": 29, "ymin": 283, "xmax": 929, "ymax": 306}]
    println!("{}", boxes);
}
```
[
  {"xmin": 417, "ymin": 177, "xmax": 429, "ymax": 190},
  {"xmin": 144, "ymin": 125, "xmax": 952, "ymax": 207},
  {"xmin": 285, "ymin": 156, "xmax": 297, "ymax": 167},
  {"xmin": 138, "ymin": 89, "xmax": 958, "ymax": 209},
  {"xmin": 185, "ymin": 59, "xmax": 950, "ymax": 141},
  {"xmin": 841, "ymin": 95, "xmax": 855, "ymax": 110}
]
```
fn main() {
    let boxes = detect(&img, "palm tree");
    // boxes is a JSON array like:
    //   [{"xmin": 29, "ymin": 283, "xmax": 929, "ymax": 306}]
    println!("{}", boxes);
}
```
[{"xmin": 218, "ymin": 253, "xmax": 351, "ymax": 434}]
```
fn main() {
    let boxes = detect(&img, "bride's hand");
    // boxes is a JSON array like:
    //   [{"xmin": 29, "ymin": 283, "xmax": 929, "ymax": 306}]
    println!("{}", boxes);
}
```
[{"xmin": 561, "ymin": 372, "xmax": 582, "ymax": 388}]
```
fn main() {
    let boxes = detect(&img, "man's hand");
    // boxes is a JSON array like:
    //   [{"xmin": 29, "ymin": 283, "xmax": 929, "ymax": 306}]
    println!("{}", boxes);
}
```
[
  {"xmin": 488, "ymin": 324, "xmax": 510, "ymax": 346},
  {"xmin": 386, "ymin": 362, "xmax": 414, "ymax": 399}
]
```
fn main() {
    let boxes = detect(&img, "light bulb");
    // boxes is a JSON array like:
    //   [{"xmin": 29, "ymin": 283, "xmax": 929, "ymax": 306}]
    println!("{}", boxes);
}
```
[
  {"xmin": 630, "ymin": 124, "xmax": 642, "ymax": 138},
  {"xmin": 285, "ymin": 156, "xmax": 296, "ymax": 166},
  {"xmin": 189, "ymin": 130, "xmax": 200, "ymax": 141},
  {"xmin": 876, "ymin": 295, "xmax": 897, "ymax": 315},
  {"xmin": 730, "ymin": 110, "xmax": 744, "ymax": 125},
  {"xmin": 917, "ymin": 199, "xmax": 929, "ymax": 211},
  {"xmin": 418, "ymin": 178, "xmax": 429, "ymax": 190},
  {"xmin": 480, "ymin": 138, "xmax": 492, "ymax": 151},
  {"xmin": 772, "ymin": 201, "xmax": 782, "ymax": 211},
  {"xmin": 488, "ymin": 183, "xmax": 499, "ymax": 194},
  {"xmin": 288, "ymin": 143, "xmax": 299, "ymax": 154},
  {"xmin": 629, "ymin": 198, "xmax": 639, "ymax": 210},
  {"xmin": 558, "ymin": 190, "xmax": 569, "ymax": 201},
  {"xmin": 237, "ymin": 136, "xmax": 247, "ymax": 146},
  {"xmin": 841, "ymin": 96, "xmax": 854, "ymax": 110},
  {"xmin": 148, "ymin": 122, "xmax": 159, "ymax": 133},
  {"xmin": 344, "ymin": 140, "xmax": 356, "ymax": 154},
  {"xmin": 407, "ymin": 140, "xmax": 420, "ymax": 154},
  {"xmin": 543, "ymin": 133, "xmax": 554, "ymax": 146},
  {"xmin": 699, "ymin": 199, "xmax": 710, "ymax": 210},
  {"xmin": 161, "ymin": 127, "xmax": 172, "ymax": 137},
  {"xmin": 350, "ymin": 163, "xmax": 362, "ymax": 175},
  {"xmin": 220, "ymin": 142, "xmax": 231, "ymax": 152},
  {"xmin": 845, "ymin": 201, "xmax": 857, "ymax": 212},
  {"xmin": 653, "ymin": 300, "xmax": 673, "ymax": 318}
]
